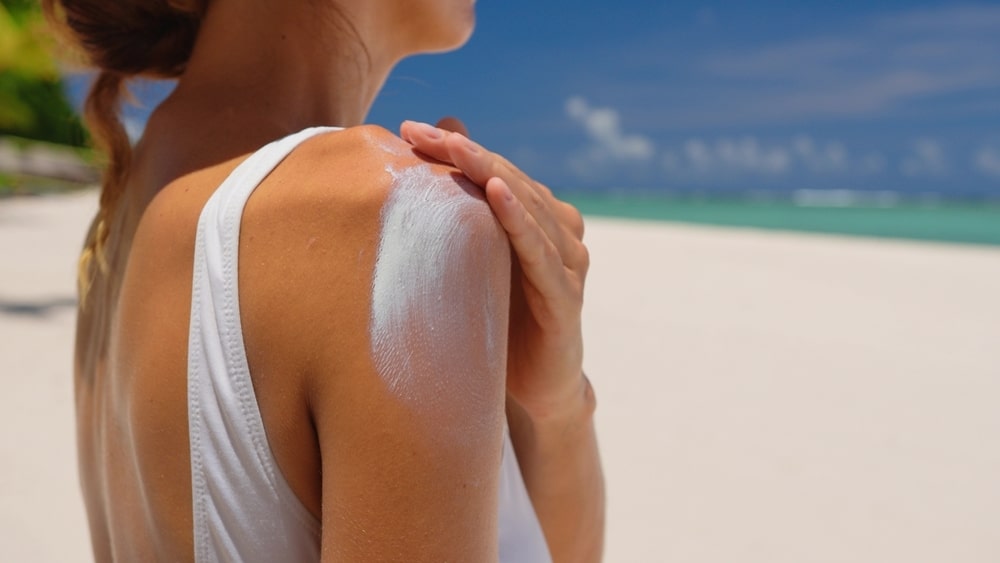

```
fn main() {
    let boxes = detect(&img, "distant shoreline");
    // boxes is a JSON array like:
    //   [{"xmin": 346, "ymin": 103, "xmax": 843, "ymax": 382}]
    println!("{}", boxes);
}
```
[
  {"xmin": 3, "ymin": 185, "xmax": 997, "ymax": 247},
  {"xmin": 562, "ymin": 193, "xmax": 1000, "ymax": 246}
]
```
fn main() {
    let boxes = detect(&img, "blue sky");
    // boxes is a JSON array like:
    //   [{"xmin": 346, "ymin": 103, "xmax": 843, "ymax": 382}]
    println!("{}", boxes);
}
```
[
  {"xmin": 69, "ymin": 1, "xmax": 1000, "ymax": 198},
  {"xmin": 370, "ymin": 0, "xmax": 1000, "ymax": 198}
]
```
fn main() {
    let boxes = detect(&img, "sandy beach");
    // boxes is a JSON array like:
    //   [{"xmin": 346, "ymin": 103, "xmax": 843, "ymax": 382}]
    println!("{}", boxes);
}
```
[{"xmin": 2, "ymin": 190, "xmax": 998, "ymax": 562}]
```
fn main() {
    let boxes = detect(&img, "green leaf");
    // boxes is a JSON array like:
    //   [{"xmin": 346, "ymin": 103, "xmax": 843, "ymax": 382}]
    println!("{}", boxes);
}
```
[{"xmin": 0, "ymin": 2, "xmax": 88, "ymax": 146}]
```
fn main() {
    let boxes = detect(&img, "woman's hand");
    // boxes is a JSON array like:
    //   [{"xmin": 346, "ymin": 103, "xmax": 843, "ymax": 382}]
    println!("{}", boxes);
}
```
[
  {"xmin": 401, "ymin": 119, "xmax": 605, "ymax": 562},
  {"xmin": 399, "ymin": 119, "xmax": 593, "ymax": 423}
]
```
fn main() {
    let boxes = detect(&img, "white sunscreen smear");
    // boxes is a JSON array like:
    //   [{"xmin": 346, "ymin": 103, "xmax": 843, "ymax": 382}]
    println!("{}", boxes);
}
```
[{"xmin": 370, "ymin": 164, "xmax": 508, "ymax": 409}]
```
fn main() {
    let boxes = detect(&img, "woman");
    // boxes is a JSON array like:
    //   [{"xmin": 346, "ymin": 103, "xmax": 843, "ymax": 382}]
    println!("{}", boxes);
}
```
[{"xmin": 46, "ymin": 0, "xmax": 604, "ymax": 560}]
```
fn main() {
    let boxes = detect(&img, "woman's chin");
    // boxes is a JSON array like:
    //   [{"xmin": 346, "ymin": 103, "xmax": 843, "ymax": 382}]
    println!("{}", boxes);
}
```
[
  {"xmin": 392, "ymin": 2, "xmax": 477, "ymax": 58},
  {"xmin": 437, "ymin": 11, "xmax": 476, "ymax": 52}
]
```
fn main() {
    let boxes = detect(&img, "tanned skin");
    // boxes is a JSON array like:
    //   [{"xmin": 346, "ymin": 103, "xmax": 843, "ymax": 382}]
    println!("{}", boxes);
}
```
[{"xmin": 75, "ymin": 0, "xmax": 604, "ymax": 560}]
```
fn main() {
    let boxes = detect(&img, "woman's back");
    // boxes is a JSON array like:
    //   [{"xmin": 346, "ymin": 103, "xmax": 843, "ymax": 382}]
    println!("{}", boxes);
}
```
[
  {"xmin": 57, "ymin": 0, "xmax": 603, "ymax": 558},
  {"xmin": 74, "ymin": 122, "xmax": 542, "ymax": 561}
]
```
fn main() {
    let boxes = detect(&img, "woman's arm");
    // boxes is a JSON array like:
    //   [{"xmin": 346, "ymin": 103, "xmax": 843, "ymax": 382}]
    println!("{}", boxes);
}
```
[
  {"xmin": 506, "ymin": 374, "xmax": 605, "ymax": 562},
  {"xmin": 401, "ymin": 120, "xmax": 606, "ymax": 562},
  {"xmin": 304, "ymin": 154, "xmax": 514, "ymax": 561}
]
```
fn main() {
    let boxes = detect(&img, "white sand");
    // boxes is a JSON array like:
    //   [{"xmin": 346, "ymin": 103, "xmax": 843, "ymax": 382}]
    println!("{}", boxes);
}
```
[
  {"xmin": 0, "ymin": 192, "xmax": 94, "ymax": 561},
  {"xmin": 1, "ymin": 191, "xmax": 998, "ymax": 562}
]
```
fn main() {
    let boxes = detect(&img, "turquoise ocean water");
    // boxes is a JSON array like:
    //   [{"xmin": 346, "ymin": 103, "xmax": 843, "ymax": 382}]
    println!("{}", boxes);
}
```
[{"xmin": 560, "ymin": 194, "xmax": 1000, "ymax": 246}]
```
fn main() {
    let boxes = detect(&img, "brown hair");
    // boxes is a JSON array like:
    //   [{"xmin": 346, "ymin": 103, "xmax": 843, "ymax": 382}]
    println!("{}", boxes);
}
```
[{"xmin": 42, "ymin": 0, "xmax": 208, "ymax": 303}]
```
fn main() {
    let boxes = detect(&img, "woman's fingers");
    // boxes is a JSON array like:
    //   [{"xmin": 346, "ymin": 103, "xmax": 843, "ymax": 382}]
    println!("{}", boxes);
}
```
[
  {"xmin": 442, "ymin": 133, "xmax": 532, "ymax": 194},
  {"xmin": 400, "ymin": 120, "xmax": 585, "ymax": 271},
  {"xmin": 399, "ymin": 120, "xmax": 456, "ymax": 165},
  {"xmin": 434, "ymin": 116, "xmax": 468, "ymax": 136},
  {"xmin": 437, "ymin": 130, "xmax": 492, "ymax": 185},
  {"xmin": 484, "ymin": 177, "xmax": 572, "ymax": 304},
  {"xmin": 401, "ymin": 121, "xmax": 529, "ymax": 191},
  {"xmin": 441, "ymin": 133, "xmax": 568, "ymax": 247}
]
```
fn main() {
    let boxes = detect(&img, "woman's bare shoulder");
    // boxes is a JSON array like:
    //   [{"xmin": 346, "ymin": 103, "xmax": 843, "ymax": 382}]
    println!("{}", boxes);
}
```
[
  {"xmin": 268, "ymin": 124, "xmax": 496, "ymax": 230},
  {"xmin": 242, "ymin": 123, "xmax": 506, "ymax": 279},
  {"xmin": 238, "ymin": 123, "xmax": 510, "ymax": 376}
]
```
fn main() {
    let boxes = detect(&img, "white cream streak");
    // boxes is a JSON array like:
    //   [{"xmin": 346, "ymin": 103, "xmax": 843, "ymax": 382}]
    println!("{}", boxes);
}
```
[
  {"xmin": 368, "ymin": 164, "xmax": 551, "ymax": 559},
  {"xmin": 370, "ymin": 164, "xmax": 509, "ymax": 408}
]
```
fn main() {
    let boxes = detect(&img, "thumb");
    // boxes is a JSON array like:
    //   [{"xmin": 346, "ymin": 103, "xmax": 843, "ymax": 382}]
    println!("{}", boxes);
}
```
[{"xmin": 435, "ymin": 116, "xmax": 469, "ymax": 137}]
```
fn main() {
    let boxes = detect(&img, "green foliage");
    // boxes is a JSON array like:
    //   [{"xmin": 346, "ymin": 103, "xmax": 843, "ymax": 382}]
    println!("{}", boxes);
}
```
[{"xmin": 0, "ymin": 1, "xmax": 88, "ymax": 147}]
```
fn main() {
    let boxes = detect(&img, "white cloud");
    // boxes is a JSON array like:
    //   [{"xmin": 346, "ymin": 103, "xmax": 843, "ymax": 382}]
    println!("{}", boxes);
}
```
[
  {"xmin": 663, "ymin": 137, "xmax": 796, "ymax": 177},
  {"xmin": 635, "ymin": 4, "xmax": 1000, "ymax": 127},
  {"xmin": 713, "ymin": 137, "xmax": 792, "ymax": 174},
  {"xmin": 682, "ymin": 139, "xmax": 712, "ymax": 170},
  {"xmin": 886, "ymin": 4, "xmax": 1000, "ymax": 33},
  {"xmin": 708, "ymin": 38, "xmax": 864, "ymax": 78},
  {"xmin": 565, "ymin": 97, "xmax": 655, "ymax": 161},
  {"xmin": 792, "ymin": 136, "xmax": 850, "ymax": 173},
  {"xmin": 657, "ymin": 136, "xmax": 888, "ymax": 181},
  {"xmin": 901, "ymin": 138, "xmax": 947, "ymax": 177},
  {"xmin": 974, "ymin": 147, "xmax": 1000, "ymax": 178}
]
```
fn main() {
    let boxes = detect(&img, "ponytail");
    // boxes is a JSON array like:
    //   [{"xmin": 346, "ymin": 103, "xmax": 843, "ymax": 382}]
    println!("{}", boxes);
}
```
[{"xmin": 41, "ymin": 0, "xmax": 206, "ymax": 303}]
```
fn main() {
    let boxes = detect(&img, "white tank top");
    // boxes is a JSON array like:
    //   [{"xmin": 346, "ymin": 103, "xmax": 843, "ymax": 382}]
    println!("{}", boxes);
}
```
[{"xmin": 187, "ymin": 126, "xmax": 552, "ymax": 562}]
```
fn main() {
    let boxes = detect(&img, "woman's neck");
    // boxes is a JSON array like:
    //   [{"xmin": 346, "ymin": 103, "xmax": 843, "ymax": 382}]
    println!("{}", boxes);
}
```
[{"xmin": 170, "ymin": 0, "xmax": 398, "ymax": 132}]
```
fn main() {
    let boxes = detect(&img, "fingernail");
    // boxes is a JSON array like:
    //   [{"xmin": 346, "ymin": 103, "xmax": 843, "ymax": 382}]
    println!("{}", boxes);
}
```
[{"xmin": 413, "ymin": 121, "xmax": 442, "ymax": 139}]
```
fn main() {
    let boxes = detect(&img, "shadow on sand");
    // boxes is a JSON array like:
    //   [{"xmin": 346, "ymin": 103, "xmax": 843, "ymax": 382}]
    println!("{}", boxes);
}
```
[{"xmin": 0, "ymin": 296, "xmax": 77, "ymax": 318}]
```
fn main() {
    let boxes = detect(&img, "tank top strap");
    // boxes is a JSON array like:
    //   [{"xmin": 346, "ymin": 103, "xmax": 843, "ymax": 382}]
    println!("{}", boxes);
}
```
[
  {"xmin": 201, "ymin": 126, "xmax": 341, "ymax": 258},
  {"xmin": 187, "ymin": 126, "xmax": 338, "ymax": 562}
]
